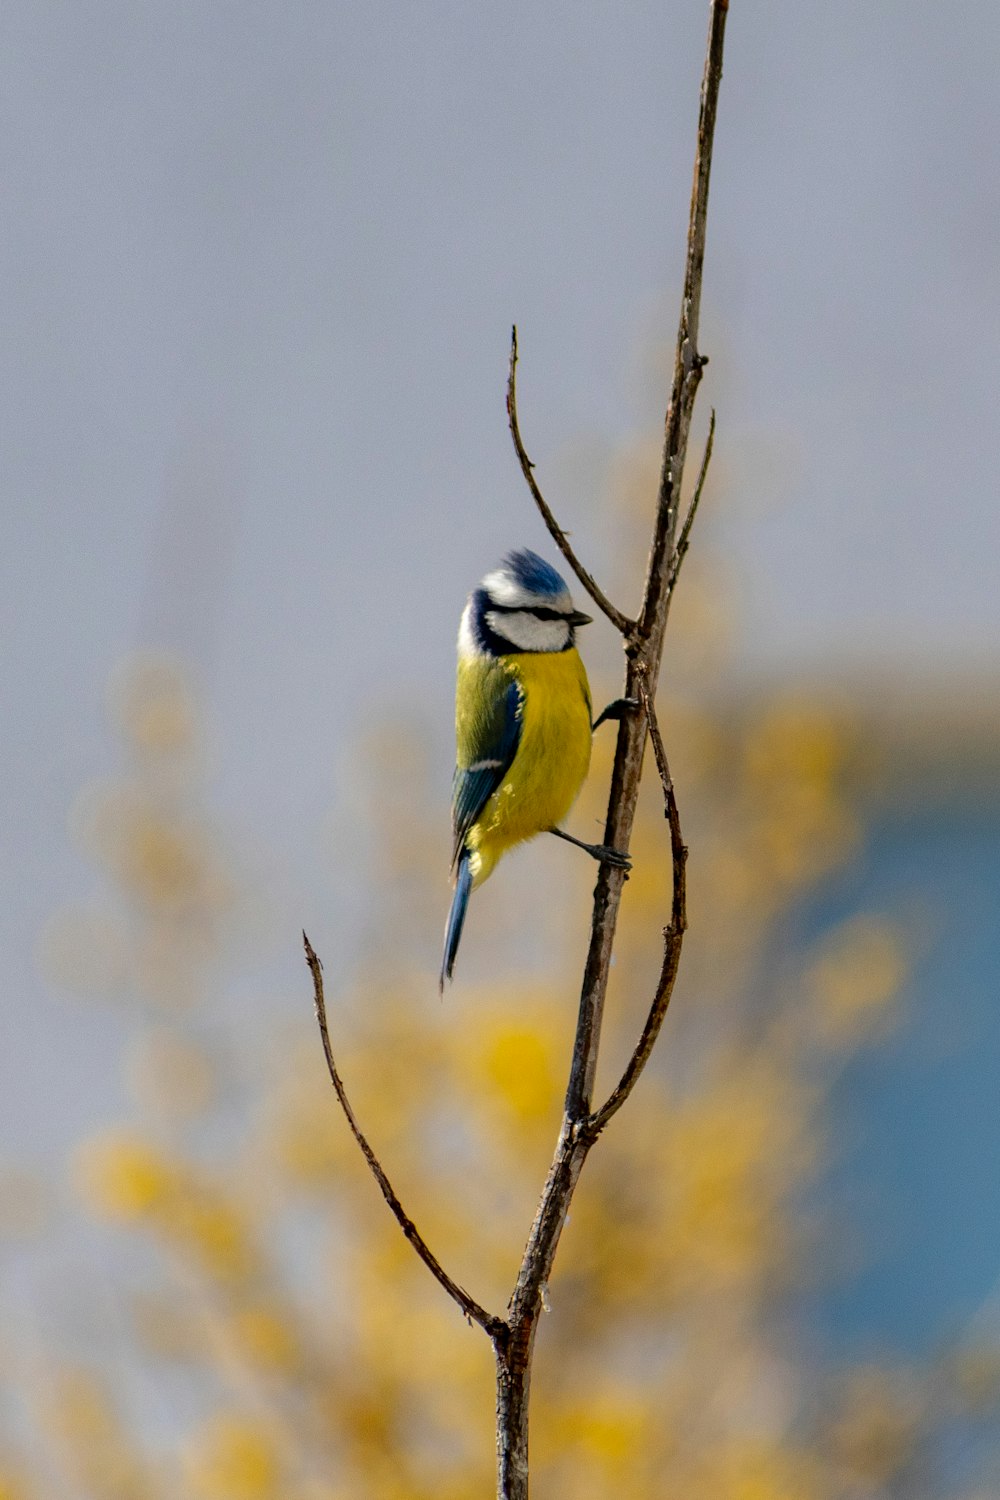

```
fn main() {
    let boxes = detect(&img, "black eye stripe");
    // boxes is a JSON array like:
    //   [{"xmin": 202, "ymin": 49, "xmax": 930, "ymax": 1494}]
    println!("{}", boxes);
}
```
[{"xmin": 487, "ymin": 603, "xmax": 568, "ymax": 622}]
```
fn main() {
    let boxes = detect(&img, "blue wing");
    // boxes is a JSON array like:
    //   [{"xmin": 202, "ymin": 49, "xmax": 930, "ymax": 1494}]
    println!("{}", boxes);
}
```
[{"xmin": 451, "ymin": 673, "xmax": 522, "ymax": 869}]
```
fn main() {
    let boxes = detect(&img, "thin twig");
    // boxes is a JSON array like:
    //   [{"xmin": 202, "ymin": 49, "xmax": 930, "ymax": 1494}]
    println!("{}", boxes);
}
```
[
  {"xmin": 303, "ymin": 933, "xmax": 508, "ymax": 1344},
  {"xmin": 667, "ymin": 407, "xmax": 715, "ymax": 594},
  {"xmin": 587, "ymin": 677, "xmax": 687, "ymax": 1137},
  {"xmin": 507, "ymin": 326, "xmax": 635, "ymax": 638},
  {"xmin": 639, "ymin": 0, "xmax": 728, "ymax": 640}
]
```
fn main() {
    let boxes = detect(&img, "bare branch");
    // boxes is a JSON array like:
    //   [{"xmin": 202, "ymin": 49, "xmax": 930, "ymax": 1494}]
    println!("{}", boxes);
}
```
[
  {"xmin": 303, "ymin": 933, "xmax": 508, "ymax": 1344},
  {"xmin": 587, "ymin": 676, "xmax": 687, "ymax": 1136},
  {"xmin": 496, "ymin": 6, "xmax": 730, "ymax": 1491},
  {"xmin": 507, "ymin": 326, "xmax": 635, "ymax": 638},
  {"xmin": 667, "ymin": 406, "xmax": 715, "ymax": 595},
  {"xmin": 303, "ymin": 4, "xmax": 730, "ymax": 1493}
]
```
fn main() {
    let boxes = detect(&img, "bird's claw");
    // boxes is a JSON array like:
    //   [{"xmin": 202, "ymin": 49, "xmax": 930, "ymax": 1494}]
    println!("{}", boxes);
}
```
[
  {"xmin": 595, "ymin": 844, "xmax": 632, "ymax": 872},
  {"xmin": 592, "ymin": 697, "xmax": 641, "ymax": 732}
]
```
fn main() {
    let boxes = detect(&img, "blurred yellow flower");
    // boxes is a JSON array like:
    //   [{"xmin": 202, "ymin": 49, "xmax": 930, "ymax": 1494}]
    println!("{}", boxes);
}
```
[
  {"xmin": 558, "ymin": 1394, "xmax": 648, "ymax": 1464},
  {"xmin": 658, "ymin": 1063, "xmax": 814, "ymax": 1290},
  {"xmin": 951, "ymin": 1344, "xmax": 1000, "ymax": 1411},
  {"xmin": 46, "ymin": 1368, "xmax": 116, "ymax": 1446},
  {"xmin": 111, "ymin": 655, "xmax": 197, "ymax": 756},
  {"xmin": 693, "ymin": 1440, "xmax": 827, "ymax": 1500},
  {"xmin": 830, "ymin": 1367, "xmax": 921, "ymax": 1484},
  {"xmin": 810, "ymin": 916, "xmax": 906, "ymax": 1044},
  {"xmin": 41, "ymin": 1368, "xmax": 155, "ymax": 1499},
  {"xmin": 270, "ymin": 1081, "xmax": 349, "ymax": 1187},
  {"xmin": 75, "ymin": 1131, "xmax": 178, "ymax": 1220},
  {"xmin": 120, "ymin": 808, "xmax": 212, "ymax": 912},
  {"xmin": 71, "ymin": 777, "xmax": 231, "ymax": 922},
  {"xmin": 477, "ymin": 1018, "xmax": 560, "ymax": 1127},
  {"xmin": 169, "ymin": 1194, "xmax": 257, "ymax": 1283},
  {"xmin": 744, "ymin": 701, "xmax": 844, "ymax": 793},
  {"xmin": 185, "ymin": 1414, "xmax": 280, "ymax": 1500},
  {"xmin": 751, "ymin": 785, "xmax": 855, "ymax": 886},
  {"xmin": 75, "ymin": 1130, "xmax": 256, "ymax": 1281},
  {"xmin": 231, "ymin": 1304, "xmax": 301, "ymax": 1375}
]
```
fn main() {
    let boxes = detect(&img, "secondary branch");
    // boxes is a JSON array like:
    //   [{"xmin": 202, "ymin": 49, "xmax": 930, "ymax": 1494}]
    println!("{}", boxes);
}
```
[{"xmin": 304, "ymin": 933, "xmax": 507, "ymax": 1344}]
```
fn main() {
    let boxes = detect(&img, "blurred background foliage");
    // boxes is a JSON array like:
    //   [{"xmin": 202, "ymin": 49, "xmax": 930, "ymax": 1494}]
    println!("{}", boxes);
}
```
[
  {"xmin": 4, "ymin": 430, "xmax": 1000, "ymax": 1500},
  {"xmin": 5, "ymin": 4, "xmax": 1000, "ymax": 1494}
]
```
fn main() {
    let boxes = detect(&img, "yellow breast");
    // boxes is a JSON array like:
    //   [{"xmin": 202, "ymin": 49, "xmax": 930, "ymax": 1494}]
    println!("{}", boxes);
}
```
[{"xmin": 469, "ymin": 648, "xmax": 592, "ymax": 886}]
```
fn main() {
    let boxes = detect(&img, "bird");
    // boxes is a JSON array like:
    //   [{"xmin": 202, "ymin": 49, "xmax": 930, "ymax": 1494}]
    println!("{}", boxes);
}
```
[{"xmin": 440, "ymin": 547, "xmax": 632, "ymax": 990}]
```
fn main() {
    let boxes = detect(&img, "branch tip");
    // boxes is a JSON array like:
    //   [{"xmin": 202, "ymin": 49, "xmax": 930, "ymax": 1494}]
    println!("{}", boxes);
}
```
[
  {"xmin": 505, "ymin": 328, "xmax": 635, "ymax": 637},
  {"xmin": 306, "ymin": 937, "xmax": 504, "ymax": 1340}
]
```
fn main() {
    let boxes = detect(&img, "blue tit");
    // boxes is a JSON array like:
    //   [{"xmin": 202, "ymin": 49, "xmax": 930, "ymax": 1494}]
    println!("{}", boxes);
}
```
[{"xmin": 440, "ymin": 548, "xmax": 630, "ymax": 990}]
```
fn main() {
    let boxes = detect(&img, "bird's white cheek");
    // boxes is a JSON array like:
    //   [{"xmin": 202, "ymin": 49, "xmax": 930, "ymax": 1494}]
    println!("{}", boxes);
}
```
[{"xmin": 486, "ymin": 610, "xmax": 569, "ymax": 652}]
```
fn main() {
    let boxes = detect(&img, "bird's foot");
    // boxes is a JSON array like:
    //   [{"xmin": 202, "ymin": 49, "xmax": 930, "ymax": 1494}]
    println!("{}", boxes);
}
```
[
  {"xmin": 592, "ymin": 697, "xmax": 641, "ymax": 732},
  {"xmin": 589, "ymin": 842, "xmax": 632, "ymax": 871},
  {"xmin": 548, "ymin": 826, "xmax": 632, "ymax": 873}
]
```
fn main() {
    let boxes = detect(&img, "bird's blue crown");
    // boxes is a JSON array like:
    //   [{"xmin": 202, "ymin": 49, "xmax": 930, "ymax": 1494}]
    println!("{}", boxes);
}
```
[{"xmin": 502, "ymin": 548, "xmax": 568, "ymax": 598}]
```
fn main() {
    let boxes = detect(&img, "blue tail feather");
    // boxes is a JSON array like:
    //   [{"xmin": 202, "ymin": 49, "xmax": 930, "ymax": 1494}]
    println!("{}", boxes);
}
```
[{"xmin": 440, "ymin": 850, "xmax": 473, "ymax": 992}]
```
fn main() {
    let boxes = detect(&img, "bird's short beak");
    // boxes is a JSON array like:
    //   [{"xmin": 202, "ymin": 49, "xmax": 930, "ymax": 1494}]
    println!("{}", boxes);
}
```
[{"xmin": 568, "ymin": 609, "xmax": 593, "ymax": 627}]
